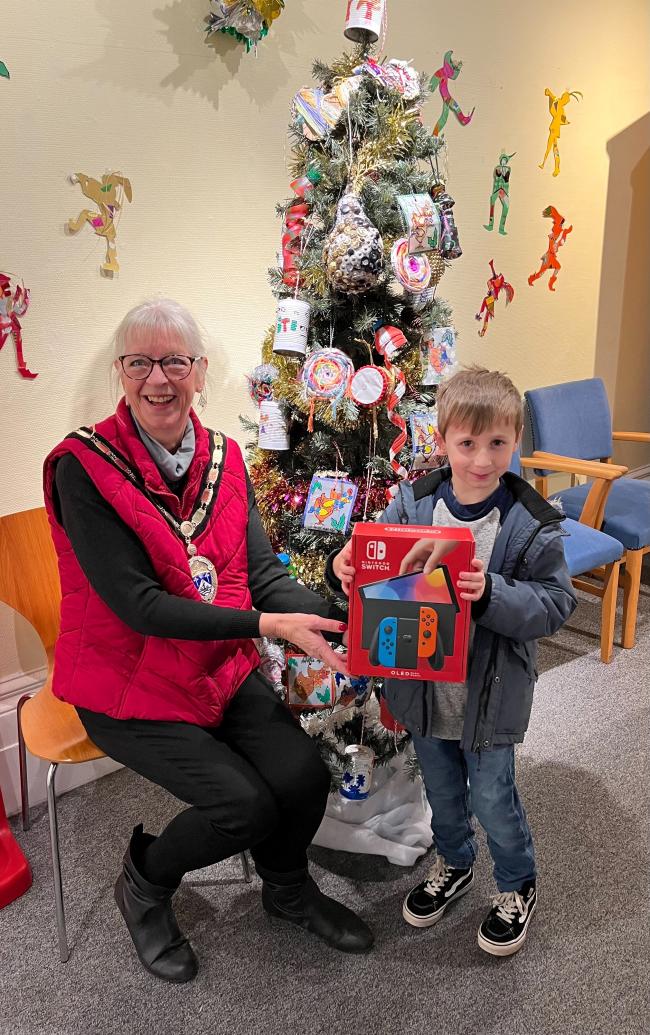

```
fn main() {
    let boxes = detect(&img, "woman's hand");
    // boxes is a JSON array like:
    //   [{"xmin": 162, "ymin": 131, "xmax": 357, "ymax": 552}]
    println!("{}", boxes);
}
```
[
  {"xmin": 259, "ymin": 613, "xmax": 348, "ymax": 673},
  {"xmin": 457, "ymin": 558, "xmax": 486, "ymax": 601},
  {"xmin": 332, "ymin": 539, "xmax": 355, "ymax": 597},
  {"xmin": 399, "ymin": 537, "xmax": 456, "ymax": 576}
]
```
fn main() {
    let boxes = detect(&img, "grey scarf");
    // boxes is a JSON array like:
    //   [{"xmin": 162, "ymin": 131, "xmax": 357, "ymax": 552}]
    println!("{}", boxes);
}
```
[{"xmin": 131, "ymin": 413, "xmax": 196, "ymax": 481}]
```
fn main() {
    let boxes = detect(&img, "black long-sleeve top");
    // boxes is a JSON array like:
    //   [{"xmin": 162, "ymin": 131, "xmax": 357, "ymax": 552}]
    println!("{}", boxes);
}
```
[{"xmin": 53, "ymin": 453, "xmax": 346, "ymax": 641}]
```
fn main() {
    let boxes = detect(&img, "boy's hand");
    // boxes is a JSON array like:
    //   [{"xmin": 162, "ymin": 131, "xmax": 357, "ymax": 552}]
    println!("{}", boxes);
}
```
[
  {"xmin": 457, "ymin": 558, "xmax": 486, "ymax": 601},
  {"xmin": 332, "ymin": 539, "xmax": 355, "ymax": 597},
  {"xmin": 399, "ymin": 538, "xmax": 456, "ymax": 576}
]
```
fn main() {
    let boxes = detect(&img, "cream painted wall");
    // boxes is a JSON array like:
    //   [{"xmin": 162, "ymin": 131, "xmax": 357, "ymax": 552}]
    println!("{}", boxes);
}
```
[{"xmin": 1, "ymin": 0, "xmax": 649, "ymax": 523}]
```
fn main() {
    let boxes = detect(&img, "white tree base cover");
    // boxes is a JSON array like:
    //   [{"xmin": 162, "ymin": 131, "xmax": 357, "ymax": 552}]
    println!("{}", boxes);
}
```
[{"xmin": 313, "ymin": 749, "xmax": 433, "ymax": 867}]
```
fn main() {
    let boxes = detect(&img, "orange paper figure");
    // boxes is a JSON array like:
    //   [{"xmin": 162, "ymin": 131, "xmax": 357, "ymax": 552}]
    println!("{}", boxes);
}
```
[
  {"xmin": 539, "ymin": 88, "xmax": 582, "ymax": 177},
  {"xmin": 67, "ymin": 171, "xmax": 132, "ymax": 274},
  {"xmin": 528, "ymin": 206, "xmax": 572, "ymax": 292},
  {"xmin": 475, "ymin": 260, "xmax": 514, "ymax": 337}
]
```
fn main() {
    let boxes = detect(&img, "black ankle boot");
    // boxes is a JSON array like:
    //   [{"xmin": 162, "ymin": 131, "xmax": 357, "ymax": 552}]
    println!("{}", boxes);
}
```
[
  {"xmin": 114, "ymin": 824, "xmax": 198, "ymax": 983},
  {"xmin": 262, "ymin": 872, "xmax": 374, "ymax": 954}
]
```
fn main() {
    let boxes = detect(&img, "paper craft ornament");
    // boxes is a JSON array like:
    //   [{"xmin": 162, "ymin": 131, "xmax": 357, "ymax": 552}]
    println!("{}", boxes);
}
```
[
  {"xmin": 349, "ymin": 365, "xmax": 390, "ymax": 408},
  {"xmin": 410, "ymin": 410, "xmax": 442, "ymax": 468},
  {"xmin": 484, "ymin": 153, "xmax": 515, "ymax": 236},
  {"xmin": 358, "ymin": 58, "xmax": 420, "ymax": 99},
  {"xmin": 373, "ymin": 325, "xmax": 408, "ymax": 488},
  {"xmin": 67, "ymin": 171, "xmax": 132, "ymax": 275},
  {"xmin": 205, "ymin": 1, "xmax": 284, "ymax": 52},
  {"xmin": 293, "ymin": 78, "xmax": 360, "ymax": 141},
  {"xmin": 258, "ymin": 399, "xmax": 289, "ymax": 450},
  {"xmin": 476, "ymin": 260, "xmax": 514, "ymax": 337},
  {"xmin": 340, "ymin": 744, "xmax": 375, "ymax": 800},
  {"xmin": 286, "ymin": 656, "xmax": 334, "ymax": 708},
  {"xmin": 281, "ymin": 170, "xmax": 320, "ymax": 289},
  {"xmin": 406, "ymin": 285, "xmax": 435, "ymax": 312},
  {"xmin": 431, "ymin": 187, "xmax": 462, "ymax": 259},
  {"xmin": 303, "ymin": 473, "xmax": 358, "ymax": 534},
  {"xmin": 430, "ymin": 50, "xmax": 475, "ymax": 137},
  {"xmin": 421, "ymin": 326, "xmax": 457, "ymax": 385},
  {"xmin": 0, "ymin": 274, "xmax": 36, "ymax": 379},
  {"xmin": 323, "ymin": 194, "xmax": 384, "ymax": 294},
  {"xmin": 334, "ymin": 672, "xmax": 372, "ymax": 707},
  {"xmin": 257, "ymin": 638, "xmax": 286, "ymax": 697},
  {"xmin": 390, "ymin": 238, "xmax": 431, "ymax": 293},
  {"xmin": 539, "ymin": 88, "xmax": 582, "ymax": 177},
  {"xmin": 396, "ymin": 194, "xmax": 440, "ymax": 254},
  {"xmin": 0, "ymin": 62, "xmax": 9, "ymax": 79},
  {"xmin": 273, "ymin": 298, "xmax": 310, "ymax": 358},
  {"xmin": 301, "ymin": 348, "xmax": 354, "ymax": 429},
  {"xmin": 528, "ymin": 205, "xmax": 572, "ymax": 292},
  {"xmin": 246, "ymin": 363, "xmax": 278, "ymax": 405},
  {"xmin": 344, "ymin": 0, "xmax": 386, "ymax": 44}
]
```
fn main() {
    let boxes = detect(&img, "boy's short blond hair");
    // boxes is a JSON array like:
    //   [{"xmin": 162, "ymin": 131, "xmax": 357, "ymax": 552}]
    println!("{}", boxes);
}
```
[{"xmin": 436, "ymin": 365, "xmax": 523, "ymax": 437}]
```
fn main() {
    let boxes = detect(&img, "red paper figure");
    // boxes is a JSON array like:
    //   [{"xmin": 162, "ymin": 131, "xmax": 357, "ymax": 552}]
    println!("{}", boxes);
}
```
[
  {"xmin": 528, "ymin": 205, "xmax": 573, "ymax": 292},
  {"xmin": 0, "ymin": 273, "xmax": 37, "ymax": 379},
  {"xmin": 475, "ymin": 260, "xmax": 514, "ymax": 337}
]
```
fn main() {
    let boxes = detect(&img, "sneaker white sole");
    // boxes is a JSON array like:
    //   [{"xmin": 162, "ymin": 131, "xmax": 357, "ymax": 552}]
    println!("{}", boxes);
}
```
[
  {"xmin": 402, "ymin": 874, "xmax": 474, "ymax": 929},
  {"xmin": 477, "ymin": 899, "xmax": 537, "ymax": 957}
]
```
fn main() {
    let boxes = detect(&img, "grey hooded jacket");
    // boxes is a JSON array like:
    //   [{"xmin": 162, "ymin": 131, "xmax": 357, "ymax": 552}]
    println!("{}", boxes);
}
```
[{"xmin": 327, "ymin": 467, "xmax": 577, "ymax": 752}]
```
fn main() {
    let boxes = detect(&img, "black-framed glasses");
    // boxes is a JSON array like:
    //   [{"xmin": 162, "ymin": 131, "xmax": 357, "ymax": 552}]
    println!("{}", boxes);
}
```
[{"xmin": 119, "ymin": 354, "xmax": 202, "ymax": 381}]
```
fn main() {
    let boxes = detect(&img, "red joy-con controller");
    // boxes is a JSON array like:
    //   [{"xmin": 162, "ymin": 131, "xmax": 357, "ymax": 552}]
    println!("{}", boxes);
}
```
[{"xmin": 418, "ymin": 607, "xmax": 439, "ymax": 657}]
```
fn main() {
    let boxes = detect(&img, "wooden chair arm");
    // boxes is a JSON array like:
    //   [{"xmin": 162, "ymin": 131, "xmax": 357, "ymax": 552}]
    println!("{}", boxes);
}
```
[
  {"xmin": 521, "ymin": 453, "xmax": 628, "ymax": 479},
  {"xmin": 612, "ymin": 431, "xmax": 650, "ymax": 443}
]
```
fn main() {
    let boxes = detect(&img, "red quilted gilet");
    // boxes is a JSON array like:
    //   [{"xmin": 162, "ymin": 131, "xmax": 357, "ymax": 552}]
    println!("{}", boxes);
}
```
[{"xmin": 43, "ymin": 399, "xmax": 259, "ymax": 725}]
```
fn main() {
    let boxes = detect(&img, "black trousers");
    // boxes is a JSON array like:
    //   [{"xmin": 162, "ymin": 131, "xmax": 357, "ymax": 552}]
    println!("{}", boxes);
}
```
[{"xmin": 77, "ymin": 671, "xmax": 330, "ymax": 888}]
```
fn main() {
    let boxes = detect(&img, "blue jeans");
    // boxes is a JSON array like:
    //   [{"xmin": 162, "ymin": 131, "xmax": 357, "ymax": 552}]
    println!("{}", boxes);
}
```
[{"xmin": 412, "ymin": 735, "xmax": 536, "ymax": 892}]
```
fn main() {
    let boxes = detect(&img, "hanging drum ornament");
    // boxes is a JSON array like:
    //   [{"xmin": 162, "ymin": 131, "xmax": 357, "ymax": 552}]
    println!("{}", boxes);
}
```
[
  {"xmin": 273, "ymin": 298, "xmax": 310, "ymax": 358},
  {"xmin": 323, "ymin": 193, "xmax": 384, "ymax": 295},
  {"xmin": 343, "ymin": 0, "xmax": 386, "ymax": 44},
  {"xmin": 349, "ymin": 365, "xmax": 391, "ymax": 408}
]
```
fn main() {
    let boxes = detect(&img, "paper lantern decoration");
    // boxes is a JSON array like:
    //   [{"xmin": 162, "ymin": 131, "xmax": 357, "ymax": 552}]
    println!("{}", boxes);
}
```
[
  {"xmin": 340, "ymin": 744, "xmax": 375, "ymax": 800},
  {"xmin": 390, "ymin": 238, "xmax": 431, "ymax": 294},
  {"xmin": 303, "ymin": 473, "xmax": 358, "ymax": 534},
  {"xmin": 349, "ymin": 365, "xmax": 390, "ymax": 408},
  {"xmin": 410, "ymin": 410, "xmax": 443, "ymax": 469},
  {"xmin": 396, "ymin": 194, "xmax": 441, "ymax": 254},
  {"xmin": 323, "ymin": 193, "xmax": 384, "ymax": 295},
  {"xmin": 286, "ymin": 655, "xmax": 334, "ymax": 708},
  {"xmin": 258, "ymin": 399, "xmax": 289, "ymax": 450},
  {"xmin": 420, "ymin": 326, "xmax": 457, "ymax": 385},
  {"xmin": 273, "ymin": 298, "xmax": 310, "ymax": 358},
  {"xmin": 344, "ymin": 0, "xmax": 386, "ymax": 44}
]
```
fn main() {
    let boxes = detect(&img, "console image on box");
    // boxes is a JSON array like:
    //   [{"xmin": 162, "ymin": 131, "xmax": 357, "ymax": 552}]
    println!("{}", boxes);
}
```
[
  {"xmin": 360, "ymin": 567, "xmax": 458, "ymax": 663},
  {"xmin": 368, "ymin": 609, "xmax": 444, "ymax": 672}
]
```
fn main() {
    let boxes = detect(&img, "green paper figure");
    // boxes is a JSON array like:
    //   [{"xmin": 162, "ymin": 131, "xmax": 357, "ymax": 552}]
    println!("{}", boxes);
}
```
[
  {"xmin": 484, "ymin": 152, "xmax": 515, "ymax": 236},
  {"xmin": 0, "ymin": 61, "xmax": 9, "ymax": 79}
]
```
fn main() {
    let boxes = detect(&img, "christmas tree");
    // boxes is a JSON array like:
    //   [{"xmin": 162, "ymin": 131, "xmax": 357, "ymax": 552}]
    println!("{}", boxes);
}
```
[{"xmin": 242, "ymin": 3, "xmax": 461, "ymax": 788}]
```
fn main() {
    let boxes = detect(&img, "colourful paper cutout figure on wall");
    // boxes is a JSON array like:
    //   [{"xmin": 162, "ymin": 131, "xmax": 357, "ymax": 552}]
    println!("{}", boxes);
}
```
[
  {"xmin": 475, "ymin": 260, "xmax": 514, "ymax": 337},
  {"xmin": 67, "ymin": 171, "xmax": 132, "ymax": 274},
  {"xmin": 539, "ymin": 88, "xmax": 582, "ymax": 177},
  {"xmin": 484, "ymin": 152, "xmax": 515, "ymax": 236},
  {"xmin": 429, "ymin": 51, "xmax": 474, "ymax": 137},
  {"xmin": 528, "ymin": 205, "xmax": 572, "ymax": 292},
  {"xmin": 0, "ymin": 273, "xmax": 36, "ymax": 379},
  {"xmin": 0, "ymin": 61, "xmax": 9, "ymax": 79}
]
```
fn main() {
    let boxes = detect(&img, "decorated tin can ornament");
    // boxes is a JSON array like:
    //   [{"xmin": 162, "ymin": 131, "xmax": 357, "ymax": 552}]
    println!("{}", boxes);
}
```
[
  {"xmin": 258, "ymin": 399, "xmax": 289, "ymax": 450},
  {"xmin": 340, "ymin": 744, "xmax": 375, "ymax": 800},
  {"xmin": 343, "ymin": 0, "xmax": 385, "ymax": 44},
  {"xmin": 273, "ymin": 298, "xmax": 310, "ymax": 358}
]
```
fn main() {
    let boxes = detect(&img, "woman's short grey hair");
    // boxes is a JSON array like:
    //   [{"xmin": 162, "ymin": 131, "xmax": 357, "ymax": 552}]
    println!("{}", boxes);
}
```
[{"xmin": 112, "ymin": 298, "xmax": 207, "ymax": 360}]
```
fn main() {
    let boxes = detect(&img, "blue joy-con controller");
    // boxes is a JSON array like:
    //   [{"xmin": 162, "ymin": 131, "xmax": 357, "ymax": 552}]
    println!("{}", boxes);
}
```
[{"xmin": 371, "ymin": 617, "xmax": 398, "ymax": 667}]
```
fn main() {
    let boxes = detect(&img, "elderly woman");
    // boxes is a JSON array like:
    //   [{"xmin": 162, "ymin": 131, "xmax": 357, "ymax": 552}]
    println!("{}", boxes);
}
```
[{"xmin": 43, "ymin": 299, "xmax": 373, "ymax": 983}]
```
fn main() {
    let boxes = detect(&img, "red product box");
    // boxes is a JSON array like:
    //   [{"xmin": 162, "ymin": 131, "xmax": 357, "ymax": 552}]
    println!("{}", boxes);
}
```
[{"xmin": 347, "ymin": 522, "xmax": 475, "ymax": 682}]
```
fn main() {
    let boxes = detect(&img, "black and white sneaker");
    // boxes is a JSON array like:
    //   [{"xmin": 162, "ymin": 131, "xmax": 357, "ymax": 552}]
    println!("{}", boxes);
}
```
[
  {"xmin": 403, "ymin": 854, "xmax": 474, "ymax": 928},
  {"xmin": 477, "ymin": 881, "xmax": 537, "ymax": 956}
]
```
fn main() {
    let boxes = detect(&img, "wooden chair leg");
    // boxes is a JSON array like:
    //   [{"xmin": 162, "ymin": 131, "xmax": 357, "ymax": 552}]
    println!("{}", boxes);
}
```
[
  {"xmin": 600, "ymin": 560, "xmax": 620, "ymax": 663},
  {"xmin": 621, "ymin": 548, "xmax": 643, "ymax": 649}
]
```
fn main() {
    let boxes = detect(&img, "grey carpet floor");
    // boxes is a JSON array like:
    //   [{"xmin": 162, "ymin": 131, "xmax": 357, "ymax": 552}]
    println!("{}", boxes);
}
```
[{"xmin": 2, "ymin": 582, "xmax": 649, "ymax": 1035}]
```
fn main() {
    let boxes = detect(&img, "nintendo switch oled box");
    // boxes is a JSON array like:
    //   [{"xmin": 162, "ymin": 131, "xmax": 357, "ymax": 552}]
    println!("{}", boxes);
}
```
[{"xmin": 347, "ymin": 522, "xmax": 475, "ymax": 682}]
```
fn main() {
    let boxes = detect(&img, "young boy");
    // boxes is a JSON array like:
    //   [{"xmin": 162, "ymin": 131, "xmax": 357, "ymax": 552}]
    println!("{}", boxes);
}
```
[{"xmin": 328, "ymin": 366, "xmax": 577, "ymax": 956}]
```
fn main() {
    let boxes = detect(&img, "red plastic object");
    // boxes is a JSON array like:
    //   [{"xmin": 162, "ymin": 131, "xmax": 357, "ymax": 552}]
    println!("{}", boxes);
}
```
[{"xmin": 0, "ymin": 786, "xmax": 32, "ymax": 908}]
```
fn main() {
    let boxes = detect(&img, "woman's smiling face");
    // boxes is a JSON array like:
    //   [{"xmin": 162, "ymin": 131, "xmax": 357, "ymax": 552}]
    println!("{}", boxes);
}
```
[{"xmin": 116, "ymin": 327, "xmax": 207, "ymax": 451}]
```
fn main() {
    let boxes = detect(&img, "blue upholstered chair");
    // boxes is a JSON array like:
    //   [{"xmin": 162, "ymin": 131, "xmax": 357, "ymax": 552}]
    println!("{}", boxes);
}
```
[
  {"xmin": 524, "ymin": 379, "xmax": 650, "ymax": 648},
  {"xmin": 513, "ymin": 450, "xmax": 626, "ymax": 662}
]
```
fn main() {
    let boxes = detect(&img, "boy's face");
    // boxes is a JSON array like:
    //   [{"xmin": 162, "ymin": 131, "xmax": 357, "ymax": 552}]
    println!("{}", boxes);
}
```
[{"xmin": 437, "ymin": 420, "xmax": 521, "ymax": 503}]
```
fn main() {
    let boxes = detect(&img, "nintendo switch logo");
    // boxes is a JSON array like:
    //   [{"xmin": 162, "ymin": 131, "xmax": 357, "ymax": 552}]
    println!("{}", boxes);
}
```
[{"xmin": 366, "ymin": 541, "xmax": 386, "ymax": 561}]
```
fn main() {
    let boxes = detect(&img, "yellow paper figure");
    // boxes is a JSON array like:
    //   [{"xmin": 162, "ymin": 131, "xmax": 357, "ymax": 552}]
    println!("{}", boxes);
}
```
[
  {"xmin": 539, "ymin": 88, "xmax": 582, "ymax": 177},
  {"xmin": 67, "ymin": 171, "xmax": 133, "ymax": 274}
]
